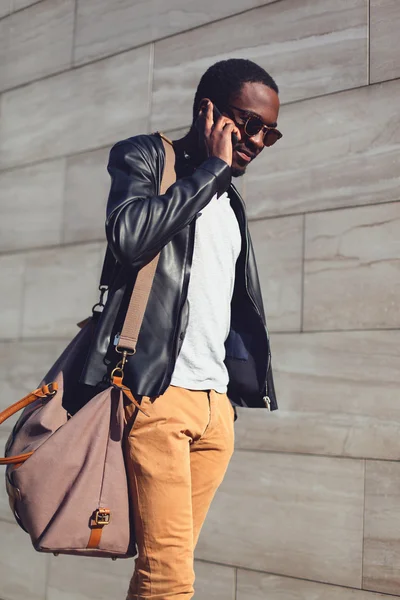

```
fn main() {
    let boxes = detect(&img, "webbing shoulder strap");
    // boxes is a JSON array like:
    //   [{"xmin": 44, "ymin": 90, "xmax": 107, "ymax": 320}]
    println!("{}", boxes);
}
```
[{"xmin": 117, "ymin": 135, "xmax": 176, "ymax": 354}]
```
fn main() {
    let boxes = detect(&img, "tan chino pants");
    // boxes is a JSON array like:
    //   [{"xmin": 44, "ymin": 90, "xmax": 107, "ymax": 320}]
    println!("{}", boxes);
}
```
[{"xmin": 123, "ymin": 385, "xmax": 235, "ymax": 600}]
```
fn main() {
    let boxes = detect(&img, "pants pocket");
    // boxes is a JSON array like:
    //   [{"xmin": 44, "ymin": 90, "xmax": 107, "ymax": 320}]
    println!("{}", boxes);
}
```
[{"xmin": 124, "ymin": 396, "xmax": 148, "ymax": 435}]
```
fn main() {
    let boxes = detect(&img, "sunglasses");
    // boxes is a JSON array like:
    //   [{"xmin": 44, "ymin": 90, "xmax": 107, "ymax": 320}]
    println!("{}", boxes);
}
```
[{"xmin": 228, "ymin": 104, "xmax": 282, "ymax": 147}]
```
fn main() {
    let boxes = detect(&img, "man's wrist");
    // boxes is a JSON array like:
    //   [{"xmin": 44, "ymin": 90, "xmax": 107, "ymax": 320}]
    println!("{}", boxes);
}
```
[{"xmin": 198, "ymin": 157, "xmax": 231, "ymax": 196}]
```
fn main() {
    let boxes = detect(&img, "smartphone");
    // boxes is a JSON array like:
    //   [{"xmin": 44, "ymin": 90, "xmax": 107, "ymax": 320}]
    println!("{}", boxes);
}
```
[{"xmin": 212, "ymin": 104, "xmax": 239, "ymax": 147}]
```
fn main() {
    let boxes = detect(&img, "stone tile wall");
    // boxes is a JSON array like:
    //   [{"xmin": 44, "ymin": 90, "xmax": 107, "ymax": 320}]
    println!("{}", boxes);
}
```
[{"xmin": 0, "ymin": 1, "xmax": 399, "ymax": 599}]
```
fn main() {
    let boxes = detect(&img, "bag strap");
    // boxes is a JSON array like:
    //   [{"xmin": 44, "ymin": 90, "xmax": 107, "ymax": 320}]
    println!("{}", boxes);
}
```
[
  {"xmin": 97, "ymin": 134, "xmax": 176, "ymax": 290},
  {"xmin": 115, "ymin": 134, "xmax": 176, "ymax": 357},
  {"xmin": 0, "ymin": 135, "xmax": 176, "ymax": 466}
]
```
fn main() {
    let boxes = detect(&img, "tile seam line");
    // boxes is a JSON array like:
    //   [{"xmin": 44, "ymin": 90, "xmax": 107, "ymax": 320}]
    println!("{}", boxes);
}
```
[
  {"xmin": 1, "ymin": 43, "xmax": 396, "ymax": 100},
  {"xmin": 194, "ymin": 559, "xmax": 390, "ymax": 594},
  {"xmin": 70, "ymin": 0, "xmax": 79, "ymax": 66},
  {"xmin": 246, "ymin": 197, "xmax": 400, "ymax": 222},
  {"xmin": 0, "ymin": 159, "xmax": 397, "ymax": 217},
  {"xmin": 1, "ymin": 323, "xmax": 400, "ymax": 338},
  {"xmin": 361, "ymin": 458, "xmax": 366, "ymax": 588},
  {"xmin": 367, "ymin": 0, "xmax": 371, "ymax": 84},
  {"xmin": 0, "ymin": 0, "xmax": 280, "ymax": 27},
  {"xmin": 146, "ymin": 42, "xmax": 155, "ymax": 134},
  {"xmin": 0, "ymin": 239, "xmax": 105, "ymax": 257},
  {"xmin": 0, "ymin": 143, "xmax": 113, "ymax": 175},
  {"xmin": 1, "ymin": 424, "xmax": 399, "ymax": 466},
  {"xmin": 17, "ymin": 246, "xmax": 27, "ymax": 341},
  {"xmin": 0, "ymin": 0, "xmax": 43, "ymax": 22},
  {"xmin": 271, "ymin": 326, "xmax": 400, "ymax": 333},
  {"xmin": 0, "ymin": 337, "xmax": 73, "ymax": 343},
  {"xmin": 300, "ymin": 213, "xmax": 306, "ymax": 333},
  {"xmin": 234, "ymin": 566, "xmax": 238, "ymax": 600},
  {"xmin": 59, "ymin": 156, "xmax": 69, "ymax": 245},
  {"xmin": 0, "ymin": 159, "xmax": 398, "ymax": 218},
  {"xmin": 297, "ymin": 326, "xmax": 400, "ymax": 334},
  {"xmin": 44, "ymin": 549, "xmax": 50, "ymax": 600},
  {"xmin": 234, "ymin": 448, "xmax": 400, "ymax": 464},
  {"xmin": 1, "ymin": 325, "xmax": 399, "ymax": 343}
]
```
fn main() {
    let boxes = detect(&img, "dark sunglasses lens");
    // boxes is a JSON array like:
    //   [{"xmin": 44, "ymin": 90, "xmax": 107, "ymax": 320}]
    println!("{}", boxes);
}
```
[
  {"xmin": 245, "ymin": 117, "xmax": 263, "ymax": 137},
  {"xmin": 264, "ymin": 130, "xmax": 282, "ymax": 147}
]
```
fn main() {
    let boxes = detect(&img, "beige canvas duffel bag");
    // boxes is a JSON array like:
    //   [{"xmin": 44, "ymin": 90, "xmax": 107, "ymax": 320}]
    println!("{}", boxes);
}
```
[{"xmin": 0, "ymin": 135, "xmax": 176, "ymax": 559}]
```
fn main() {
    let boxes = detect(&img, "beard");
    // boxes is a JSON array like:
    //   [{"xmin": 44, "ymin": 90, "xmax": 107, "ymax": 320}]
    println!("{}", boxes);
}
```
[{"xmin": 231, "ymin": 167, "xmax": 246, "ymax": 178}]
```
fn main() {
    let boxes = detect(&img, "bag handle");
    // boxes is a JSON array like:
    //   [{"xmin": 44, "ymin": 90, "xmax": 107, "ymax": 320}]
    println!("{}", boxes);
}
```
[
  {"xmin": 113, "ymin": 134, "xmax": 177, "ymax": 365},
  {"xmin": 0, "ymin": 383, "xmax": 58, "ymax": 465}
]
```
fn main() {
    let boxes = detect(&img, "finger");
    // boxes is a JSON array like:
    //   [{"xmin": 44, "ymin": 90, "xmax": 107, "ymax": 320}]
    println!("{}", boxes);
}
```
[
  {"xmin": 232, "ymin": 124, "xmax": 241, "ymax": 142},
  {"xmin": 213, "ymin": 116, "xmax": 240, "ymax": 138},
  {"xmin": 204, "ymin": 100, "xmax": 214, "ymax": 137},
  {"xmin": 195, "ymin": 98, "xmax": 211, "ymax": 138},
  {"xmin": 195, "ymin": 104, "xmax": 206, "ymax": 129},
  {"xmin": 213, "ymin": 115, "xmax": 231, "ymax": 130},
  {"xmin": 223, "ymin": 120, "xmax": 241, "ymax": 143},
  {"xmin": 198, "ymin": 98, "xmax": 213, "ymax": 126},
  {"xmin": 216, "ymin": 120, "xmax": 241, "ymax": 143}
]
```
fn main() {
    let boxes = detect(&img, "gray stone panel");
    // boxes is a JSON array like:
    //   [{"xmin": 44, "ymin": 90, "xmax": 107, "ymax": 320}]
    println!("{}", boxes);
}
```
[
  {"xmin": 304, "ymin": 202, "xmax": 400, "ymax": 331},
  {"xmin": 238, "ymin": 569, "xmax": 399, "ymax": 599},
  {"xmin": 246, "ymin": 79, "xmax": 400, "ymax": 218},
  {"xmin": 0, "ymin": 159, "xmax": 65, "ymax": 252},
  {"xmin": 235, "ymin": 330, "xmax": 400, "ymax": 460},
  {"xmin": 364, "ymin": 461, "xmax": 400, "ymax": 595},
  {"xmin": 22, "ymin": 243, "xmax": 103, "ymax": 338},
  {"xmin": 64, "ymin": 147, "xmax": 110, "ymax": 244},
  {"xmin": 0, "ymin": 45, "xmax": 152, "ymax": 169},
  {"xmin": 370, "ymin": 0, "xmax": 400, "ymax": 83},
  {"xmin": 47, "ymin": 553, "xmax": 134, "ymax": 600},
  {"xmin": 0, "ymin": 521, "xmax": 48, "ymax": 600},
  {"xmin": 73, "ymin": 0, "xmax": 277, "ymax": 66},
  {"xmin": 0, "ymin": 0, "xmax": 74, "ymax": 92},
  {"xmin": 0, "ymin": 339, "xmax": 69, "ymax": 433},
  {"xmin": 196, "ymin": 451, "xmax": 364, "ymax": 587},
  {"xmin": 0, "ymin": 254, "xmax": 25, "ymax": 340},
  {"xmin": 249, "ymin": 215, "xmax": 303, "ymax": 332}
]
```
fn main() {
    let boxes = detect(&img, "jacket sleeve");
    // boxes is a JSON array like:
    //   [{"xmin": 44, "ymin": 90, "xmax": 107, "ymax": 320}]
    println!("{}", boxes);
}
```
[{"xmin": 105, "ymin": 137, "xmax": 231, "ymax": 271}]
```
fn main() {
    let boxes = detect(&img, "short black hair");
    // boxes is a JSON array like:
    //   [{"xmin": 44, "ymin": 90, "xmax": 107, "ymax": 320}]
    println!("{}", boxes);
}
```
[{"xmin": 192, "ymin": 58, "xmax": 279, "ymax": 122}]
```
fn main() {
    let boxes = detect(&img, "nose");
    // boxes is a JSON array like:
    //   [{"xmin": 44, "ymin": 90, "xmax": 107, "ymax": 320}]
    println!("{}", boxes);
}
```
[{"xmin": 248, "ymin": 128, "xmax": 265, "ymax": 150}]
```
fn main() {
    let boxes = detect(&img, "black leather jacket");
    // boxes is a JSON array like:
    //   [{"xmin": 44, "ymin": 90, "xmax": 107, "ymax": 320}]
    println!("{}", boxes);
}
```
[{"xmin": 81, "ymin": 133, "xmax": 277, "ymax": 410}]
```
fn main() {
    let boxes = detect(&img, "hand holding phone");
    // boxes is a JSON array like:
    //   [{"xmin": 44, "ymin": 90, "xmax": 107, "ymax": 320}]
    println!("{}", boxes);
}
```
[
  {"xmin": 212, "ymin": 104, "xmax": 239, "ymax": 147},
  {"xmin": 196, "ymin": 98, "xmax": 241, "ymax": 167}
]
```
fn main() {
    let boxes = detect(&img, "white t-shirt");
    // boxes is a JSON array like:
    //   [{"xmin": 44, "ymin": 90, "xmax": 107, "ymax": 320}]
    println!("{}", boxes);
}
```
[{"xmin": 171, "ymin": 191, "xmax": 242, "ymax": 393}]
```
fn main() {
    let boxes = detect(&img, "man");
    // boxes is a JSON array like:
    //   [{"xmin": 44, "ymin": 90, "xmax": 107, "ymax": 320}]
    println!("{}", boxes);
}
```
[{"xmin": 82, "ymin": 58, "xmax": 281, "ymax": 599}]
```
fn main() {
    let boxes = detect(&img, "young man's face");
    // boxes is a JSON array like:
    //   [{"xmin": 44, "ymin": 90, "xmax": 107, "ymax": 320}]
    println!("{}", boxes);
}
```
[{"xmin": 225, "ymin": 81, "xmax": 281, "ymax": 177}]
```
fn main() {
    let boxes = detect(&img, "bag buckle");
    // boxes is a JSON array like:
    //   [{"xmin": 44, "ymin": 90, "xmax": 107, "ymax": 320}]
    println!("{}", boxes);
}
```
[
  {"xmin": 111, "ymin": 348, "xmax": 136, "ymax": 380},
  {"xmin": 93, "ymin": 508, "xmax": 111, "ymax": 526},
  {"xmin": 46, "ymin": 382, "xmax": 58, "ymax": 396},
  {"xmin": 92, "ymin": 285, "xmax": 108, "ymax": 315}
]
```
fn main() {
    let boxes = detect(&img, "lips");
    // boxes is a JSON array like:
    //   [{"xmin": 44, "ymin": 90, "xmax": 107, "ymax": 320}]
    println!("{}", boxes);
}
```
[{"xmin": 235, "ymin": 148, "xmax": 255, "ymax": 163}]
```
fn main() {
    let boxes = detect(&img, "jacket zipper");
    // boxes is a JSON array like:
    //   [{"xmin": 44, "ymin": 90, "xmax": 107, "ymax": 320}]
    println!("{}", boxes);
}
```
[
  {"xmin": 162, "ymin": 218, "xmax": 196, "ymax": 388},
  {"xmin": 244, "ymin": 236, "xmax": 272, "ymax": 410},
  {"xmin": 234, "ymin": 192, "xmax": 271, "ymax": 409}
]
